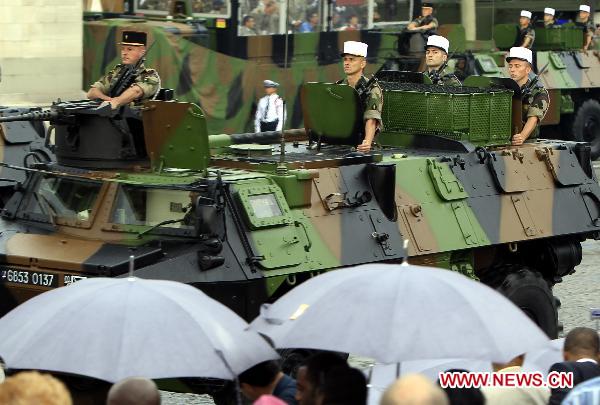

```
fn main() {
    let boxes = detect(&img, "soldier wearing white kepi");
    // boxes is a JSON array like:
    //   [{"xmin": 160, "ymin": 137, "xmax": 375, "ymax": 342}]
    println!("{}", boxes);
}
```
[
  {"xmin": 544, "ymin": 8, "xmax": 556, "ymax": 28},
  {"xmin": 255, "ymin": 80, "xmax": 284, "ymax": 132},
  {"xmin": 424, "ymin": 35, "xmax": 461, "ymax": 86},
  {"xmin": 516, "ymin": 10, "xmax": 535, "ymax": 49}
]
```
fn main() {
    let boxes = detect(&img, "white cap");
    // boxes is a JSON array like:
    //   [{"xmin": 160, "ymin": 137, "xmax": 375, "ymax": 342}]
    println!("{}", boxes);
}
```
[
  {"xmin": 544, "ymin": 7, "xmax": 555, "ymax": 16},
  {"xmin": 520, "ymin": 10, "xmax": 532, "ymax": 19},
  {"xmin": 341, "ymin": 41, "xmax": 368, "ymax": 57},
  {"xmin": 263, "ymin": 79, "xmax": 279, "ymax": 88},
  {"xmin": 425, "ymin": 35, "xmax": 450, "ymax": 54},
  {"xmin": 580, "ymin": 5, "xmax": 591, "ymax": 13},
  {"xmin": 506, "ymin": 47, "xmax": 533, "ymax": 64}
]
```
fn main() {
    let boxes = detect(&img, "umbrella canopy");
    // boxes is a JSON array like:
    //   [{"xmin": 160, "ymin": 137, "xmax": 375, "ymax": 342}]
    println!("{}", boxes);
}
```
[
  {"xmin": 522, "ymin": 338, "xmax": 564, "ymax": 377},
  {"xmin": 0, "ymin": 277, "xmax": 278, "ymax": 382},
  {"xmin": 251, "ymin": 263, "xmax": 550, "ymax": 363}
]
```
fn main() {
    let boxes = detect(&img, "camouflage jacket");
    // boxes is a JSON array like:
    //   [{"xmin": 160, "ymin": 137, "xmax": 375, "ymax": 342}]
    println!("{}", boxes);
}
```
[
  {"xmin": 520, "ymin": 78, "xmax": 550, "ymax": 138},
  {"xmin": 544, "ymin": 20, "xmax": 555, "ymax": 28},
  {"xmin": 576, "ymin": 16, "xmax": 596, "ymax": 38},
  {"xmin": 338, "ymin": 76, "xmax": 383, "ymax": 124},
  {"xmin": 425, "ymin": 68, "xmax": 461, "ymax": 86},
  {"xmin": 91, "ymin": 63, "xmax": 160, "ymax": 101},
  {"xmin": 411, "ymin": 15, "xmax": 439, "ymax": 30},
  {"xmin": 516, "ymin": 25, "xmax": 536, "ymax": 48}
]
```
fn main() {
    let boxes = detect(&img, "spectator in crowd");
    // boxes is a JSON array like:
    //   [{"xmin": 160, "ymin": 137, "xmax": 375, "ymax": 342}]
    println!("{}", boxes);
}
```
[
  {"xmin": 548, "ymin": 327, "xmax": 600, "ymax": 405},
  {"xmin": 381, "ymin": 374, "xmax": 449, "ymax": 405},
  {"xmin": 562, "ymin": 375, "xmax": 600, "ymax": 405},
  {"xmin": 296, "ymin": 352, "xmax": 348, "ymax": 405},
  {"xmin": 316, "ymin": 365, "xmax": 367, "ymax": 405},
  {"xmin": 482, "ymin": 355, "xmax": 549, "ymax": 404},
  {"xmin": 340, "ymin": 15, "xmax": 360, "ymax": 31},
  {"xmin": 255, "ymin": 394, "xmax": 288, "ymax": 405},
  {"xmin": 438, "ymin": 369, "xmax": 484, "ymax": 405},
  {"xmin": 252, "ymin": 0, "xmax": 280, "ymax": 34},
  {"xmin": 240, "ymin": 15, "xmax": 258, "ymax": 35},
  {"xmin": 299, "ymin": 12, "xmax": 319, "ymax": 33},
  {"xmin": 0, "ymin": 371, "xmax": 73, "ymax": 405},
  {"xmin": 239, "ymin": 360, "xmax": 297, "ymax": 404},
  {"xmin": 107, "ymin": 377, "xmax": 160, "ymax": 405}
]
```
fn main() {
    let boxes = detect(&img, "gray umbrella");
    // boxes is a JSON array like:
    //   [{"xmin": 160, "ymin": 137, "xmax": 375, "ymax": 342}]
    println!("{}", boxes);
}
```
[
  {"xmin": 250, "ymin": 263, "xmax": 550, "ymax": 363},
  {"xmin": 0, "ymin": 277, "xmax": 278, "ymax": 382}
]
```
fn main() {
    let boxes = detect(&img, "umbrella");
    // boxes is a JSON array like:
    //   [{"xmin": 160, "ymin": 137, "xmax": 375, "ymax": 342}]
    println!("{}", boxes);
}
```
[
  {"xmin": 522, "ymin": 338, "xmax": 564, "ymax": 377},
  {"xmin": 0, "ymin": 277, "xmax": 278, "ymax": 382},
  {"xmin": 250, "ymin": 263, "xmax": 550, "ymax": 363}
]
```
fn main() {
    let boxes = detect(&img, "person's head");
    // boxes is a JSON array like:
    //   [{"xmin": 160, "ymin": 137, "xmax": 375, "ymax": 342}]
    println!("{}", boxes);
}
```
[
  {"xmin": 544, "ymin": 8, "xmax": 555, "ymax": 22},
  {"xmin": 119, "ymin": 31, "xmax": 147, "ymax": 65},
  {"xmin": 0, "ymin": 371, "xmax": 73, "ymax": 405},
  {"xmin": 263, "ymin": 79, "xmax": 279, "ymax": 95},
  {"xmin": 519, "ymin": 10, "xmax": 531, "ymax": 27},
  {"xmin": 421, "ymin": 3, "xmax": 433, "ymax": 17},
  {"xmin": 348, "ymin": 15, "xmax": 359, "ymax": 26},
  {"xmin": 238, "ymin": 360, "xmax": 281, "ymax": 401},
  {"xmin": 381, "ymin": 374, "xmax": 449, "ymax": 405},
  {"xmin": 491, "ymin": 354, "xmax": 525, "ymax": 372},
  {"xmin": 243, "ymin": 15, "xmax": 255, "ymax": 28},
  {"xmin": 425, "ymin": 35, "xmax": 449, "ymax": 70},
  {"xmin": 295, "ymin": 365, "xmax": 309, "ymax": 404},
  {"xmin": 580, "ymin": 4, "xmax": 591, "ymax": 21},
  {"xmin": 264, "ymin": 1, "xmax": 276, "ymax": 15},
  {"xmin": 341, "ymin": 41, "xmax": 368, "ymax": 77},
  {"xmin": 563, "ymin": 327, "xmax": 600, "ymax": 361},
  {"xmin": 506, "ymin": 47, "xmax": 533, "ymax": 84},
  {"xmin": 107, "ymin": 377, "xmax": 160, "ymax": 405},
  {"xmin": 438, "ymin": 369, "xmax": 484, "ymax": 405},
  {"xmin": 309, "ymin": 12, "xmax": 319, "ymax": 25},
  {"xmin": 316, "ymin": 366, "xmax": 367, "ymax": 405},
  {"xmin": 299, "ymin": 352, "xmax": 348, "ymax": 405}
]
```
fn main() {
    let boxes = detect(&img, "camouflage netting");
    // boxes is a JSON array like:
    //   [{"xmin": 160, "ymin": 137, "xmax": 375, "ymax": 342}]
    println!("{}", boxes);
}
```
[{"xmin": 379, "ymin": 82, "xmax": 513, "ymax": 145}]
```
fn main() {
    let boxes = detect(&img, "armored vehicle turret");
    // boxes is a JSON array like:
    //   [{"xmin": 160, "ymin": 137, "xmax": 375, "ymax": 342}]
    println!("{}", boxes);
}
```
[{"xmin": 0, "ymin": 76, "xmax": 598, "ymax": 345}]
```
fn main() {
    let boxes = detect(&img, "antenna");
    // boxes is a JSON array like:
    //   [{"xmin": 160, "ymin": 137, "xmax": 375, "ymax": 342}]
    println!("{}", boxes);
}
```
[{"xmin": 128, "ymin": 255, "xmax": 135, "ymax": 278}]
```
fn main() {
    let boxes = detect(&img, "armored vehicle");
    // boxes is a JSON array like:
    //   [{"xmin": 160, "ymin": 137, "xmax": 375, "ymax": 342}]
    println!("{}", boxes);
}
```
[{"xmin": 1, "ymin": 73, "xmax": 599, "ymax": 346}]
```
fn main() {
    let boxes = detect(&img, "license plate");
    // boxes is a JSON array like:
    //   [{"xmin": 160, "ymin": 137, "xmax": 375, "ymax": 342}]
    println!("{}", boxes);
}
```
[{"xmin": 0, "ymin": 267, "xmax": 58, "ymax": 288}]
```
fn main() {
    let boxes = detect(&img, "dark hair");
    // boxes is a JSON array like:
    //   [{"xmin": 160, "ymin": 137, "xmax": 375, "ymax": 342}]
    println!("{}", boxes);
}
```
[
  {"xmin": 242, "ymin": 15, "xmax": 254, "ymax": 25},
  {"xmin": 564, "ymin": 327, "xmax": 600, "ymax": 354},
  {"xmin": 238, "ymin": 360, "xmax": 280, "ymax": 387},
  {"xmin": 305, "ymin": 352, "xmax": 349, "ymax": 388},
  {"xmin": 319, "ymin": 366, "xmax": 367, "ymax": 405},
  {"xmin": 438, "ymin": 369, "xmax": 485, "ymax": 405}
]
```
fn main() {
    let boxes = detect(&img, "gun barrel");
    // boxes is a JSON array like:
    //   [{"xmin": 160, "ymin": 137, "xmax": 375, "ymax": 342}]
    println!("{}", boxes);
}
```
[
  {"xmin": 0, "ymin": 109, "xmax": 57, "ymax": 123},
  {"xmin": 209, "ymin": 128, "xmax": 307, "ymax": 148}
]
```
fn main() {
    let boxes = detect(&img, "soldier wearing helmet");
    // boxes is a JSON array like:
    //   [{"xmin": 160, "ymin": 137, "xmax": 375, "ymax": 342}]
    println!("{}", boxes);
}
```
[
  {"xmin": 506, "ymin": 47, "xmax": 550, "ymax": 146},
  {"xmin": 337, "ymin": 41, "xmax": 383, "ymax": 153},
  {"xmin": 516, "ymin": 10, "xmax": 536, "ymax": 49},
  {"xmin": 424, "ymin": 35, "xmax": 461, "ymax": 86},
  {"xmin": 87, "ymin": 31, "xmax": 160, "ymax": 109}
]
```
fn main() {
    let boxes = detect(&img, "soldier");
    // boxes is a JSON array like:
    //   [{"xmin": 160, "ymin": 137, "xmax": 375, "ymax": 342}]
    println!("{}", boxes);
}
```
[
  {"xmin": 576, "ymin": 4, "xmax": 595, "ymax": 51},
  {"xmin": 87, "ymin": 31, "xmax": 160, "ymax": 109},
  {"xmin": 406, "ymin": 2, "xmax": 438, "ymax": 37},
  {"xmin": 337, "ymin": 41, "xmax": 383, "ymax": 153},
  {"xmin": 506, "ymin": 47, "xmax": 550, "ymax": 146},
  {"xmin": 255, "ymin": 80, "xmax": 284, "ymax": 132},
  {"xmin": 543, "ymin": 8, "xmax": 556, "ymax": 28},
  {"xmin": 516, "ymin": 10, "xmax": 536, "ymax": 49},
  {"xmin": 423, "ymin": 35, "xmax": 461, "ymax": 86}
]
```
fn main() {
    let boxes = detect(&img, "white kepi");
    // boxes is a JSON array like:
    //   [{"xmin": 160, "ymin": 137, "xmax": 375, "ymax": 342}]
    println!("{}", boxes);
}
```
[
  {"xmin": 506, "ymin": 47, "xmax": 533, "ymax": 65},
  {"xmin": 521, "ymin": 10, "xmax": 532, "ymax": 19},
  {"xmin": 341, "ymin": 41, "xmax": 368, "ymax": 57},
  {"xmin": 580, "ymin": 4, "xmax": 591, "ymax": 13},
  {"xmin": 544, "ymin": 7, "xmax": 555, "ymax": 16},
  {"xmin": 425, "ymin": 35, "xmax": 450, "ymax": 54}
]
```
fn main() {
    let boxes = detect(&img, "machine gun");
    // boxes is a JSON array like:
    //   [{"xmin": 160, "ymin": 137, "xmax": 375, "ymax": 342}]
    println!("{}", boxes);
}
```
[
  {"xmin": 109, "ymin": 42, "xmax": 155, "ymax": 98},
  {"xmin": 0, "ymin": 100, "xmax": 113, "ymax": 124}
]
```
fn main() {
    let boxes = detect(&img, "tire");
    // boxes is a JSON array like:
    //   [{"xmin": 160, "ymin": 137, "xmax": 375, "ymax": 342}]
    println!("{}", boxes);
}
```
[
  {"xmin": 572, "ymin": 99, "xmax": 600, "ymax": 160},
  {"xmin": 495, "ymin": 269, "xmax": 559, "ymax": 339}
]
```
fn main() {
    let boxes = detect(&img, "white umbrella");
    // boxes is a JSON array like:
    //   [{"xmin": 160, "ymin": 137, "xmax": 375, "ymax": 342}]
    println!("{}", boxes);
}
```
[
  {"xmin": 0, "ymin": 277, "xmax": 278, "ymax": 382},
  {"xmin": 251, "ymin": 263, "xmax": 550, "ymax": 363}
]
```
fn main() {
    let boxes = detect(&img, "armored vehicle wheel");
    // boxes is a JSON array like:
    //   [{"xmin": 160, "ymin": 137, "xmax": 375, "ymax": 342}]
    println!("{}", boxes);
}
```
[
  {"xmin": 572, "ymin": 99, "xmax": 600, "ymax": 160},
  {"xmin": 495, "ymin": 269, "xmax": 559, "ymax": 339}
]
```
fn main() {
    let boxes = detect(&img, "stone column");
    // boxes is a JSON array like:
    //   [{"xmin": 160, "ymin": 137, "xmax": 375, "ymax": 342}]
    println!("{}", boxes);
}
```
[
  {"xmin": 0, "ymin": 0, "xmax": 83, "ymax": 105},
  {"xmin": 461, "ymin": 0, "xmax": 476, "ymax": 41}
]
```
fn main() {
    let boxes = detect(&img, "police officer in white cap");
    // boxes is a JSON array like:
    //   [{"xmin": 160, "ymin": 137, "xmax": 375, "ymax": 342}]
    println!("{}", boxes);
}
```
[
  {"xmin": 506, "ymin": 47, "xmax": 550, "ymax": 146},
  {"xmin": 337, "ymin": 41, "xmax": 383, "ymax": 153},
  {"xmin": 516, "ymin": 10, "xmax": 535, "ymax": 49},
  {"xmin": 255, "ymin": 80, "xmax": 284, "ymax": 132},
  {"xmin": 424, "ymin": 35, "xmax": 461, "ymax": 86},
  {"xmin": 576, "ymin": 4, "xmax": 595, "ymax": 50},
  {"xmin": 543, "ymin": 8, "xmax": 556, "ymax": 28}
]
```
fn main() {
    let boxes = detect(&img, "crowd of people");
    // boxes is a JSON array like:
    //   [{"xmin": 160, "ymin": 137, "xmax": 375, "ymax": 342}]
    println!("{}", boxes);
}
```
[{"xmin": 0, "ymin": 326, "xmax": 597, "ymax": 404}]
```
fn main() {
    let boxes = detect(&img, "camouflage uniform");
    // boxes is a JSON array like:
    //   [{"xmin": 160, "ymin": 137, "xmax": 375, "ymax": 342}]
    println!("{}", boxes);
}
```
[
  {"xmin": 544, "ymin": 20, "xmax": 555, "ymax": 28},
  {"xmin": 425, "ymin": 68, "xmax": 461, "ymax": 86},
  {"xmin": 91, "ymin": 64, "xmax": 160, "ymax": 101},
  {"xmin": 575, "ymin": 16, "xmax": 595, "ymax": 46},
  {"xmin": 338, "ymin": 76, "xmax": 383, "ymax": 128},
  {"xmin": 520, "ymin": 78, "xmax": 550, "ymax": 139},
  {"xmin": 410, "ymin": 15, "xmax": 439, "ymax": 35},
  {"xmin": 516, "ymin": 25, "xmax": 535, "ymax": 49}
]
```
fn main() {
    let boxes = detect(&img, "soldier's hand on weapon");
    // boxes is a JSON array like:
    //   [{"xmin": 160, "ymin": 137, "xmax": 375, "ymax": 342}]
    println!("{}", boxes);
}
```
[
  {"xmin": 512, "ymin": 133, "xmax": 526, "ymax": 146},
  {"xmin": 357, "ymin": 140, "xmax": 372, "ymax": 153}
]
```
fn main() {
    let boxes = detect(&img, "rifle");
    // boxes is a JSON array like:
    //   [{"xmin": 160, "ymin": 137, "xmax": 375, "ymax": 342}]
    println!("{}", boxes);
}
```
[
  {"xmin": 355, "ymin": 63, "xmax": 387, "ymax": 105},
  {"xmin": 109, "ymin": 42, "xmax": 155, "ymax": 98},
  {"xmin": 521, "ymin": 60, "xmax": 550, "ymax": 99}
]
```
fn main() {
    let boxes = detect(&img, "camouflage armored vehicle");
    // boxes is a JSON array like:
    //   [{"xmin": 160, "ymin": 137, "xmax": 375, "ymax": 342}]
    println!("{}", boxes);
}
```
[{"xmin": 1, "ymin": 72, "xmax": 599, "ymax": 346}]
